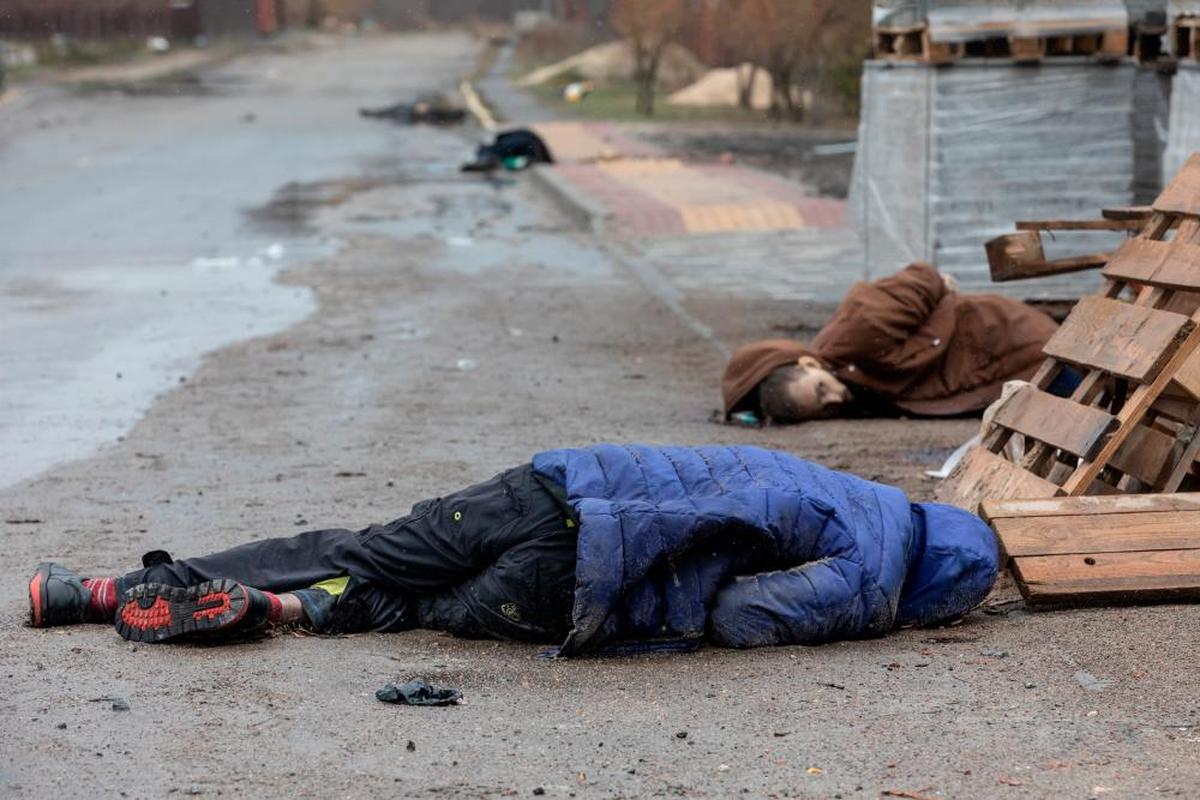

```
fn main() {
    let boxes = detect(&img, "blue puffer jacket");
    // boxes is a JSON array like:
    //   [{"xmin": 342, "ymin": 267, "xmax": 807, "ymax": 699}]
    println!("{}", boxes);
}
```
[{"xmin": 531, "ymin": 444, "xmax": 998, "ymax": 655}]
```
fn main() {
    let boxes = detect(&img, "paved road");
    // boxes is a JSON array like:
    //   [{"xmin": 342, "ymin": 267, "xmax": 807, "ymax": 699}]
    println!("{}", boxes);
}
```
[{"xmin": 1, "ymin": 32, "xmax": 1198, "ymax": 800}]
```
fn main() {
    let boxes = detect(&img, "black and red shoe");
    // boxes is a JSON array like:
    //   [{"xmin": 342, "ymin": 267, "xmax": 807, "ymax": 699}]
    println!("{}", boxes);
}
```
[
  {"xmin": 28, "ymin": 562, "xmax": 92, "ymax": 628},
  {"xmin": 115, "ymin": 580, "xmax": 272, "ymax": 643}
]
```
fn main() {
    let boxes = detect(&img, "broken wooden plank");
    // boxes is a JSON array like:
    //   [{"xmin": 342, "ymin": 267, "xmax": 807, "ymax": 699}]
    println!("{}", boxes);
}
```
[
  {"xmin": 991, "ymin": 385, "xmax": 1117, "ymax": 460},
  {"xmin": 1103, "ymin": 238, "xmax": 1200, "ymax": 292},
  {"xmin": 982, "ymin": 492, "xmax": 1200, "ymax": 521},
  {"xmin": 994, "ymin": 511, "xmax": 1200, "ymax": 557},
  {"xmin": 986, "ymin": 231, "xmax": 1109, "ymax": 282},
  {"xmin": 1042, "ymin": 296, "xmax": 1195, "ymax": 383},
  {"xmin": 986, "ymin": 232, "xmax": 1044, "ymax": 281},
  {"xmin": 1013, "ymin": 549, "xmax": 1200, "ymax": 604},
  {"xmin": 1154, "ymin": 153, "xmax": 1200, "ymax": 216},
  {"xmin": 935, "ymin": 447, "xmax": 1062, "ymax": 513}
]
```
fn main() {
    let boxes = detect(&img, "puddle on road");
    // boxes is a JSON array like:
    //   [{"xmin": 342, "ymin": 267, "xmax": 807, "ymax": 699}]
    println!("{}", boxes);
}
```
[
  {"xmin": 0, "ymin": 245, "xmax": 318, "ymax": 492},
  {"xmin": 243, "ymin": 163, "xmax": 479, "ymax": 235},
  {"xmin": 267, "ymin": 169, "xmax": 615, "ymax": 279},
  {"xmin": 246, "ymin": 177, "xmax": 392, "ymax": 234}
]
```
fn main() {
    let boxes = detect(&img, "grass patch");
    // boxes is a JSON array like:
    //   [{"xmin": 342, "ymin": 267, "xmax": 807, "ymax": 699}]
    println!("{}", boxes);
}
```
[
  {"xmin": 31, "ymin": 38, "xmax": 147, "ymax": 68},
  {"xmin": 73, "ymin": 69, "xmax": 212, "ymax": 97},
  {"xmin": 529, "ymin": 81, "xmax": 770, "ymax": 124}
]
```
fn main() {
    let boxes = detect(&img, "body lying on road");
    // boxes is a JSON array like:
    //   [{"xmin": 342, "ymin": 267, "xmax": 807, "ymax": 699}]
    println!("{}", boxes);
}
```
[
  {"xmin": 28, "ymin": 445, "xmax": 998, "ymax": 655},
  {"xmin": 723, "ymin": 262, "xmax": 1069, "ymax": 424},
  {"xmin": 461, "ymin": 128, "xmax": 554, "ymax": 173}
]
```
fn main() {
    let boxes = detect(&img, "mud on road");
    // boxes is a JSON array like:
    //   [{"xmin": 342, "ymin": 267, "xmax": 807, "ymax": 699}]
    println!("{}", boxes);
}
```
[{"xmin": 2, "ymin": 32, "xmax": 1198, "ymax": 800}]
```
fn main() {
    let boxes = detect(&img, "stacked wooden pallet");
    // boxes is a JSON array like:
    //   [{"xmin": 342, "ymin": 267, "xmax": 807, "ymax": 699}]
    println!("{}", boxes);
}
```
[
  {"xmin": 873, "ymin": 23, "xmax": 1130, "ymax": 63},
  {"xmin": 942, "ymin": 153, "xmax": 1200, "ymax": 514},
  {"xmin": 942, "ymin": 154, "xmax": 1200, "ymax": 607},
  {"xmin": 1176, "ymin": 15, "xmax": 1200, "ymax": 59}
]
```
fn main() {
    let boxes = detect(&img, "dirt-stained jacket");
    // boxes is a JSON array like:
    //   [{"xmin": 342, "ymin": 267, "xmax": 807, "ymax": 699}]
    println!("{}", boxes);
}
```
[{"xmin": 722, "ymin": 262, "xmax": 1059, "ymax": 417}]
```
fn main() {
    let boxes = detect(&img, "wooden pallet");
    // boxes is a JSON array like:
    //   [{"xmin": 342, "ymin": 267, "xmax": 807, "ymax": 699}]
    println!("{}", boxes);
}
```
[
  {"xmin": 873, "ymin": 25, "xmax": 961, "ymax": 64},
  {"xmin": 940, "ymin": 154, "xmax": 1200, "ymax": 513},
  {"xmin": 1175, "ymin": 15, "xmax": 1200, "ymax": 60},
  {"xmin": 873, "ymin": 26, "xmax": 1127, "ymax": 64},
  {"xmin": 983, "ymin": 494, "xmax": 1200, "ymax": 605}
]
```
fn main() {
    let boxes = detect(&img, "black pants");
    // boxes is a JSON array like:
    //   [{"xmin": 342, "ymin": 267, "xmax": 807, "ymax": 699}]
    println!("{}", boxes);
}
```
[{"xmin": 116, "ymin": 465, "xmax": 579, "ymax": 642}]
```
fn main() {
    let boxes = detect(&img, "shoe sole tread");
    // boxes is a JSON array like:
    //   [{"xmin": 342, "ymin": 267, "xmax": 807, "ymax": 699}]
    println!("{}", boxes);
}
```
[{"xmin": 115, "ymin": 580, "xmax": 249, "ymax": 643}]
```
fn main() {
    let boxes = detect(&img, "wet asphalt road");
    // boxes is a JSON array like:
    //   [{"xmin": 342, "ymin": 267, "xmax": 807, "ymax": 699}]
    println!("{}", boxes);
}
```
[{"xmin": 2, "ymin": 32, "xmax": 1199, "ymax": 800}]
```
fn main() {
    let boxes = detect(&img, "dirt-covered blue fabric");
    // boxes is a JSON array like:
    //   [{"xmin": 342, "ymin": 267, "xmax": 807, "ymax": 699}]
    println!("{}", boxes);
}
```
[{"xmin": 532, "ymin": 444, "xmax": 998, "ymax": 655}]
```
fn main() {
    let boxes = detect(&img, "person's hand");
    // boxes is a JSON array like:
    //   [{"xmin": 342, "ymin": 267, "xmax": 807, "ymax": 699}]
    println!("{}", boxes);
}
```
[{"xmin": 941, "ymin": 272, "xmax": 959, "ymax": 294}]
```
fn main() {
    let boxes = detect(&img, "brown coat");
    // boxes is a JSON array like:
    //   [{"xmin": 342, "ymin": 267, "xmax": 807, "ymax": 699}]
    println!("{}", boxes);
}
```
[{"xmin": 722, "ymin": 263, "xmax": 1060, "ymax": 417}]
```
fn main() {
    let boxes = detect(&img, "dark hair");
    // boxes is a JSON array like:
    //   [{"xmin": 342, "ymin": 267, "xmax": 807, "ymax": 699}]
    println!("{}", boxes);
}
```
[{"xmin": 757, "ymin": 365, "xmax": 807, "ymax": 424}]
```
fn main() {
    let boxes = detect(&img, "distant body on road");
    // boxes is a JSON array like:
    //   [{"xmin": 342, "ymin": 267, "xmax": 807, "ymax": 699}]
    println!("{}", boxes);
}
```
[{"xmin": 28, "ymin": 445, "xmax": 998, "ymax": 655}]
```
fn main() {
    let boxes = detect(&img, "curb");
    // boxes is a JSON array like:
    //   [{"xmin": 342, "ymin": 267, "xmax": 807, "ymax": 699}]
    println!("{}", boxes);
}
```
[{"xmin": 527, "ymin": 164, "xmax": 613, "ymax": 237}]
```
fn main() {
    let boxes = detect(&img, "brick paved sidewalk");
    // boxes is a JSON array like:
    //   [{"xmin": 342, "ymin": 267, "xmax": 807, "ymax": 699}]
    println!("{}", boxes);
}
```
[
  {"xmin": 530, "ymin": 121, "xmax": 662, "ymax": 163},
  {"xmin": 550, "ymin": 157, "xmax": 847, "ymax": 237}
]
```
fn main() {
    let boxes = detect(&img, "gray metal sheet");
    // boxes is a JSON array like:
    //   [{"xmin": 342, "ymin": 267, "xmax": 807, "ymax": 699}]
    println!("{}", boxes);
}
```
[
  {"xmin": 875, "ymin": 1, "xmax": 926, "ymax": 30},
  {"xmin": 1165, "ymin": 63, "xmax": 1200, "ymax": 184},
  {"xmin": 1125, "ymin": 0, "xmax": 1169, "ymax": 25},
  {"xmin": 1169, "ymin": 1, "xmax": 1200, "ymax": 16},
  {"xmin": 851, "ymin": 60, "xmax": 1147, "ymax": 299}
]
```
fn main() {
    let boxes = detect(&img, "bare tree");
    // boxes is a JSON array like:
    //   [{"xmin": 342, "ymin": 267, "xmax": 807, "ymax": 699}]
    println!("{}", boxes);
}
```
[
  {"xmin": 722, "ymin": 0, "xmax": 862, "ymax": 121},
  {"xmin": 610, "ymin": 0, "xmax": 687, "ymax": 116},
  {"xmin": 718, "ymin": 0, "xmax": 763, "ymax": 110}
]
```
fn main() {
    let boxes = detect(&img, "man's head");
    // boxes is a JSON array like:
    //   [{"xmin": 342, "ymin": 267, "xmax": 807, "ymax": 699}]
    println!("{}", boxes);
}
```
[{"xmin": 757, "ymin": 356, "xmax": 853, "ymax": 423}]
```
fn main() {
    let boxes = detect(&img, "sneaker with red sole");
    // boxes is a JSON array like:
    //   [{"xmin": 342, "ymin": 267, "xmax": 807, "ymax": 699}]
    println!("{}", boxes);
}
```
[
  {"xmin": 27, "ymin": 562, "xmax": 91, "ymax": 628},
  {"xmin": 115, "ymin": 579, "xmax": 272, "ymax": 643}
]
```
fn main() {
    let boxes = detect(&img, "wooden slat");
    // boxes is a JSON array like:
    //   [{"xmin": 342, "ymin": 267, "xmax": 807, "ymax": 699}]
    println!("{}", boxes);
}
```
[
  {"xmin": 922, "ymin": 29, "xmax": 961, "ymax": 64},
  {"xmin": 1015, "ymin": 218, "xmax": 1142, "ymax": 232},
  {"xmin": 1103, "ymin": 238, "xmax": 1200, "ymax": 291},
  {"xmin": 982, "ymin": 492, "xmax": 1200, "ymax": 520},
  {"xmin": 1043, "ymin": 296, "xmax": 1195, "ymax": 382},
  {"xmin": 1154, "ymin": 152, "xmax": 1200, "ymax": 216},
  {"xmin": 994, "ymin": 510, "xmax": 1200, "ymax": 557},
  {"xmin": 1170, "ymin": 347, "xmax": 1200, "ymax": 399},
  {"xmin": 1013, "ymin": 550, "xmax": 1200, "ymax": 604},
  {"xmin": 1151, "ymin": 393, "xmax": 1200, "ymax": 422},
  {"xmin": 1010, "ymin": 35, "xmax": 1046, "ymax": 62},
  {"xmin": 935, "ymin": 447, "xmax": 1062, "ymax": 513},
  {"xmin": 991, "ymin": 385, "xmax": 1116, "ymax": 459},
  {"xmin": 1100, "ymin": 28, "xmax": 1129, "ymax": 56},
  {"xmin": 1108, "ymin": 423, "xmax": 1180, "ymax": 486},
  {"xmin": 1102, "ymin": 205, "xmax": 1153, "ymax": 221},
  {"xmin": 1163, "ymin": 421, "xmax": 1200, "ymax": 491}
]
